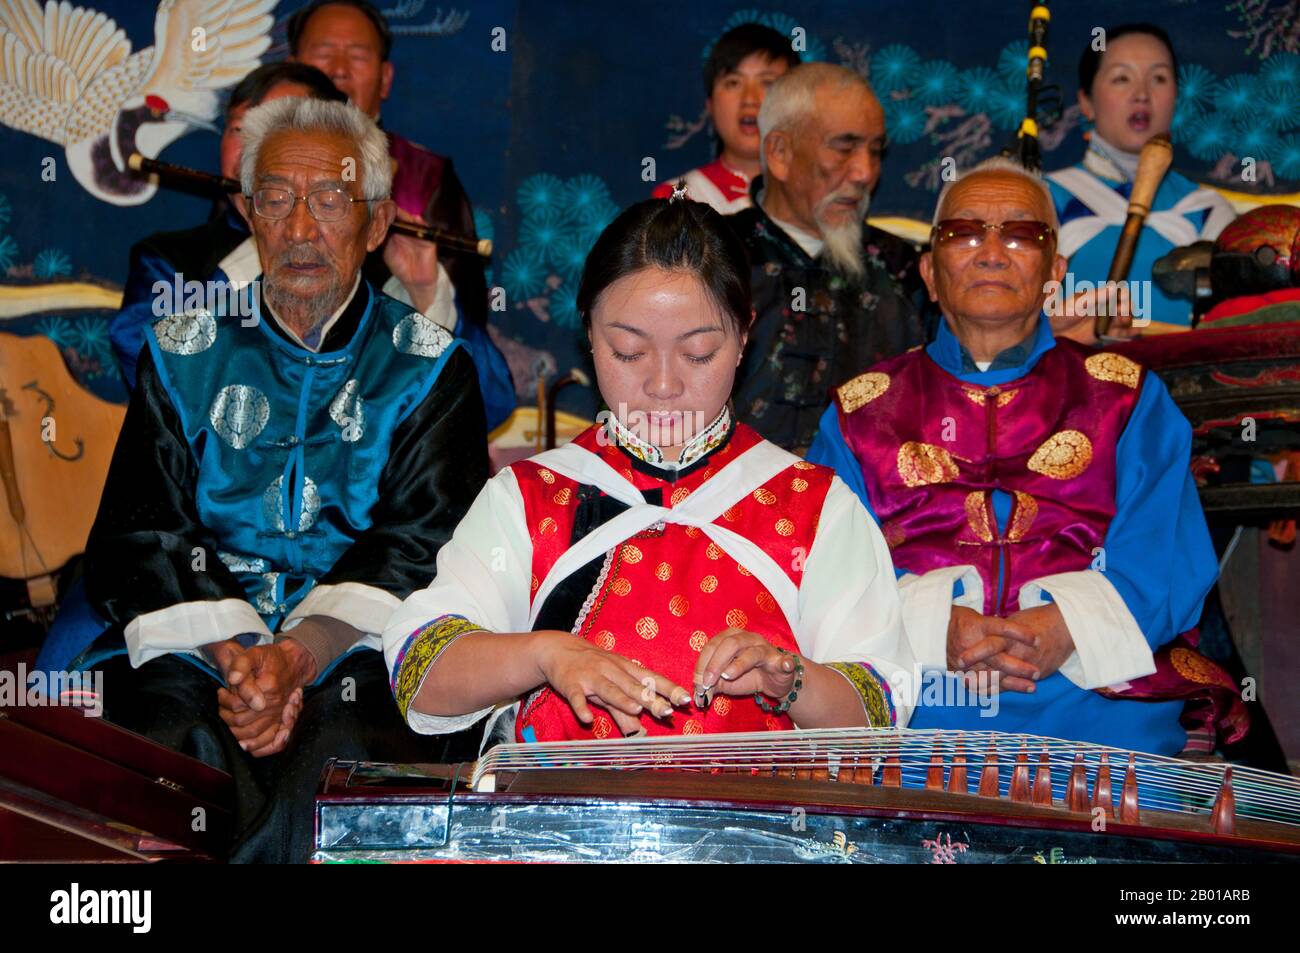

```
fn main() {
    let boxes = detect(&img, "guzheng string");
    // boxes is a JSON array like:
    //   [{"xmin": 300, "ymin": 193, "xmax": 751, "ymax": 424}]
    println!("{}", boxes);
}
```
[{"xmin": 471, "ymin": 728, "xmax": 1300, "ymax": 827}]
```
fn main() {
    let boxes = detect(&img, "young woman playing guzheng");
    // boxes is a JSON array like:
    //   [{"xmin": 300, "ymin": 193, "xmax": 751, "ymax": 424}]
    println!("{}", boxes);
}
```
[{"xmin": 383, "ymin": 190, "xmax": 915, "ymax": 742}]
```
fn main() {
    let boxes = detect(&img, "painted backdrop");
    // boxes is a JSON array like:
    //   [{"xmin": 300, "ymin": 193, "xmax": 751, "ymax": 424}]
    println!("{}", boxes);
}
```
[{"xmin": 3, "ymin": 0, "xmax": 1298, "ymax": 418}]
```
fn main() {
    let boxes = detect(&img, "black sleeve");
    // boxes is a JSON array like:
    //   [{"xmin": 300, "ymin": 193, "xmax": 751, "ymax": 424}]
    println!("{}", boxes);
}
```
[
  {"xmin": 84, "ymin": 348, "xmax": 249, "ymax": 627},
  {"xmin": 318, "ymin": 346, "xmax": 490, "ymax": 597}
]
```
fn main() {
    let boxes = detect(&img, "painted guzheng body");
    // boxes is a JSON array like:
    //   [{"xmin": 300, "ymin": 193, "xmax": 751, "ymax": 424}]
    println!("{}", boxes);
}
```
[{"xmin": 314, "ymin": 728, "xmax": 1300, "ymax": 863}]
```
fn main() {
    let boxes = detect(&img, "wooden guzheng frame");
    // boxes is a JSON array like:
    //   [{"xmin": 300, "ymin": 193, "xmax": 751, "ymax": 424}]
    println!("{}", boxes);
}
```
[
  {"xmin": 0, "ymin": 704, "xmax": 232, "ymax": 862},
  {"xmin": 314, "ymin": 728, "xmax": 1300, "ymax": 863}
]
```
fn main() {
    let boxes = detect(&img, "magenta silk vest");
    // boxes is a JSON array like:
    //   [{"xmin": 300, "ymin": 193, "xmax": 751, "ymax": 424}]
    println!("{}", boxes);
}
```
[{"xmin": 836, "ymin": 341, "xmax": 1144, "ymax": 615}]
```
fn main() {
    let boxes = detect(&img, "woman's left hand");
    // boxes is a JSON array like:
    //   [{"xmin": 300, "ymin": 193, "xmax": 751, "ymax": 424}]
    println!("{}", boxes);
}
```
[{"xmin": 693, "ymin": 628, "xmax": 798, "ymax": 706}]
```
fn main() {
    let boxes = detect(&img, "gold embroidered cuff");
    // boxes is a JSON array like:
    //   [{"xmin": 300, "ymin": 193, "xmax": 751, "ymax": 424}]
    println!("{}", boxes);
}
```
[
  {"xmin": 392, "ymin": 614, "xmax": 485, "ymax": 722},
  {"xmin": 826, "ymin": 661, "xmax": 896, "ymax": 727}
]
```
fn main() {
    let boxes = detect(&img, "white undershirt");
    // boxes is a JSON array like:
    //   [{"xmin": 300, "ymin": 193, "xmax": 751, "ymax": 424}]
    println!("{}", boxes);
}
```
[{"xmin": 768, "ymin": 214, "xmax": 825, "ymax": 259}]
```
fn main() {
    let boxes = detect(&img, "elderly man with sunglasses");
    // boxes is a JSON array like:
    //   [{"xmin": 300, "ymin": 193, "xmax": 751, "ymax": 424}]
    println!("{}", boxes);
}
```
[
  {"xmin": 79, "ymin": 98, "xmax": 489, "ymax": 861},
  {"xmin": 808, "ymin": 158, "xmax": 1245, "ymax": 756}
]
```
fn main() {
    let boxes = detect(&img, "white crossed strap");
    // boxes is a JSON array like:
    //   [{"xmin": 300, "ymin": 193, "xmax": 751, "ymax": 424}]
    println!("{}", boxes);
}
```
[
  {"xmin": 1047, "ymin": 166, "xmax": 1234, "ymax": 259},
  {"xmin": 525, "ymin": 439, "xmax": 806, "ymax": 637}
]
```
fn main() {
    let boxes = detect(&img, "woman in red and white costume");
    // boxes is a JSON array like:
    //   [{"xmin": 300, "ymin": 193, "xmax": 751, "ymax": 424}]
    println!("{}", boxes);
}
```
[
  {"xmin": 384, "ymin": 193, "xmax": 914, "ymax": 743},
  {"xmin": 651, "ymin": 24, "xmax": 800, "ymax": 215}
]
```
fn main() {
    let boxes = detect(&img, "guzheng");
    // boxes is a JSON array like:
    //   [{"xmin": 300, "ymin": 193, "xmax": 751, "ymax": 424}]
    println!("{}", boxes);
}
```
[
  {"xmin": 314, "ymin": 727, "xmax": 1300, "ymax": 863},
  {"xmin": 0, "ymin": 703, "xmax": 233, "ymax": 862}
]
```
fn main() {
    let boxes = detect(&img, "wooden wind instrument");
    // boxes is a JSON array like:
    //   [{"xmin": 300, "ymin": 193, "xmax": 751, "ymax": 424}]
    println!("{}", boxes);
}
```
[
  {"xmin": 127, "ymin": 153, "xmax": 493, "ymax": 258},
  {"xmin": 1095, "ymin": 133, "xmax": 1173, "ymax": 337}
]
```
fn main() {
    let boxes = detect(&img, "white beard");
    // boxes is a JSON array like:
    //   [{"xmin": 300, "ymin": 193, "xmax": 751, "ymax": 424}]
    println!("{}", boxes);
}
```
[{"xmin": 815, "ymin": 192, "xmax": 871, "ymax": 282}]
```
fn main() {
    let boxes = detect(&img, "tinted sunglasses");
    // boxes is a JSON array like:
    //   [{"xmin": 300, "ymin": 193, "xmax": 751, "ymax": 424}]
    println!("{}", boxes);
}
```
[{"xmin": 932, "ymin": 218, "xmax": 1056, "ymax": 251}]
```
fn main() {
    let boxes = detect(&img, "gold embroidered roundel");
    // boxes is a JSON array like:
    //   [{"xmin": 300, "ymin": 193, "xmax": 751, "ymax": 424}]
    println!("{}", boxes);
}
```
[
  {"xmin": 837, "ymin": 371, "xmax": 891, "ymax": 413},
  {"xmin": 964, "ymin": 491, "xmax": 993, "ymax": 542},
  {"xmin": 1170, "ymin": 646, "xmax": 1225, "ymax": 685},
  {"xmin": 1085, "ymin": 352, "xmax": 1141, "ymax": 389},
  {"xmin": 896, "ymin": 441, "xmax": 960, "ymax": 488},
  {"xmin": 1027, "ymin": 430, "xmax": 1093, "ymax": 480}
]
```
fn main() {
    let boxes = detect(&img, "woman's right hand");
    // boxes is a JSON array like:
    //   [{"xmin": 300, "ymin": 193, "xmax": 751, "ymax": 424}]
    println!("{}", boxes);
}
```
[{"xmin": 532, "ymin": 631, "xmax": 692, "ymax": 736}]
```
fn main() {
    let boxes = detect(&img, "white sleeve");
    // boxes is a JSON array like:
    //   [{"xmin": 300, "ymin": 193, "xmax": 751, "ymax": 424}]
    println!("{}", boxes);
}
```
[
  {"xmin": 381, "ymin": 263, "xmax": 458, "ymax": 332},
  {"xmin": 896, "ymin": 565, "xmax": 984, "ymax": 670},
  {"xmin": 124, "ymin": 599, "xmax": 273, "ymax": 667},
  {"xmin": 794, "ymin": 476, "xmax": 917, "ymax": 726},
  {"xmin": 1019, "ymin": 570, "xmax": 1156, "ymax": 689},
  {"xmin": 279, "ymin": 582, "xmax": 397, "ymax": 650},
  {"xmin": 382, "ymin": 467, "xmax": 533, "ymax": 734}
]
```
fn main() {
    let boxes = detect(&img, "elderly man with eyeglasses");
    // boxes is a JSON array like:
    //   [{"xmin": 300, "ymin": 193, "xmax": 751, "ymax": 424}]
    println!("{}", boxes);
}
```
[
  {"xmin": 78, "ymin": 98, "xmax": 489, "ymax": 862},
  {"xmin": 807, "ymin": 157, "xmax": 1247, "ymax": 757}
]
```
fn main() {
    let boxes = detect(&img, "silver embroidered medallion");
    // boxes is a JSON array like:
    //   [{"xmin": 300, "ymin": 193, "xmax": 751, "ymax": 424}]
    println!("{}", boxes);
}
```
[
  {"xmin": 153, "ymin": 310, "xmax": 217, "ymax": 355},
  {"xmin": 254, "ymin": 572, "xmax": 283, "ymax": 615},
  {"xmin": 392, "ymin": 312, "xmax": 453, "ymax": 358},
  {"xmin": 262, "ymin": 475, "xmax": 321, "ymax": 532},
  {"xmin": 217, "ymin": 551, "xmax": 269, "ymax": 574},
  {"xmin": 329, "ymin": 378, "xmax": 366, "ymax": 442},
  {"xmin": 209, "ymin": 385, "xmax": 270, "ymax": 450}
]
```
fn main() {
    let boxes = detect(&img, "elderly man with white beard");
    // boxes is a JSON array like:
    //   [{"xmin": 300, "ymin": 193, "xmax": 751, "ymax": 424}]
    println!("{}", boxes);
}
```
[
  {"xmin": 77, "ymin": 97, "xmax": 489, "ymax": 862},
  {"xmin": 726, "ymin": 62, "xmax": 928, "ymax": 454}
]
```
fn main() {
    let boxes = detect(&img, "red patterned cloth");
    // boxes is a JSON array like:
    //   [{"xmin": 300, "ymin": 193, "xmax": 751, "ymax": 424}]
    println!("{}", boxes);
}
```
[{"xmin": 514, "ymin": 423, "xmax": 833, "ymax": 741}]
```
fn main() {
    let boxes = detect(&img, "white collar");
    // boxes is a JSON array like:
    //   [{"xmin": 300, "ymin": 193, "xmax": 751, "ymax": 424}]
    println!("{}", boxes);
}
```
[
  {"xmin": 603, "ymin": 405, "xmax": 732, "ymax": 472},
  {"xmin": 757, "ymin": 188, "xmax": 826, "ymax": 258},
  {"xmin": 1084, "ymin": 132, "xmax": 1140, "ymax": 183},
  {"xmin": 772, "ymin": 217, "xmax": 825, "ymax": 258}
]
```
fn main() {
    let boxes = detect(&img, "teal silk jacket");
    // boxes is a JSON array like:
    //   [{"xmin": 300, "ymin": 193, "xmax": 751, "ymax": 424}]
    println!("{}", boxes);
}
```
[{"xmin": 145, "ymin": 282, "xmax": 463, "ymax": 630}]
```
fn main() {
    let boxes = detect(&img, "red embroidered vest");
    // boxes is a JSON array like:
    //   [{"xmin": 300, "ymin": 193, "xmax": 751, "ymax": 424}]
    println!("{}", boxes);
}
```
[{"xmin": 511, "ymin": 423, "xmax": 833, "ymax": 742}]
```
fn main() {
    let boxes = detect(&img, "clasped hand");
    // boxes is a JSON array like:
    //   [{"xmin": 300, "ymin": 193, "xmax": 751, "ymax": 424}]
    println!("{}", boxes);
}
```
[
  {"xmin": 946, "ymin": 603, "xmax": 1075, "ymax": 694},
  {"xmin": 537, "ymin": 627, "xmax": 798, "ymax": 735},
  {"xmin": 208, "ymin": 635, "xmax": 317, "ymax": 757}
]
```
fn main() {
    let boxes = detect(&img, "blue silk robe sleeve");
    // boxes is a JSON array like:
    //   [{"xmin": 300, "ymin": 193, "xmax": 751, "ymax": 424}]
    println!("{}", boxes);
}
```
[
  {"xmin": 1099, "ymin": 372, "xmax": 1218, "ymax": 648},
  {"xmin": 111, "ymin": 246, "xmax": 178, "ymax": 390}
]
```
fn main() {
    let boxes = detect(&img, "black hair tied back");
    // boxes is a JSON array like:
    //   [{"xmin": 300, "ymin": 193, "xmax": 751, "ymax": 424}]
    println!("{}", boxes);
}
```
[{"xmin": 576, "ymin": 196, "xmax": 753, "ymax": 338}]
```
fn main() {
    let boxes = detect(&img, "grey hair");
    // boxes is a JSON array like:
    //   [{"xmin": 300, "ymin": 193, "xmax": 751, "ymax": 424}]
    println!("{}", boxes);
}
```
[
  {"xmin": 239, "ymin": 97, "xmax": 392, "ymax": 201},
  {"xmin": 932, "ymin": 156, "xmax": 1059, "ymax": 229},
  {"xmin": 757, "ymin": 63, "xmax": 875, "ymax": 177}
]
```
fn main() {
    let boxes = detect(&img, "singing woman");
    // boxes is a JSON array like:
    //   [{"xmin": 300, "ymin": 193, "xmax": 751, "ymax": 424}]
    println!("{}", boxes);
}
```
[
  {"xmin": 383, "ymin": 191, "xmax": 915, "ymax": 742},
  {"xmin": 1046, "ymin": 22, "xmax": 1236, "ymax": 339}
]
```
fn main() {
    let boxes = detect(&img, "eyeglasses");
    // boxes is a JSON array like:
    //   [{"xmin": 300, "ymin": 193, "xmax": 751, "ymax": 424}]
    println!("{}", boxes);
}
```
[
  {"xmin": 931, "ymin": 218, "xmax": 1056, "ymax": 251},
  {"xmin": 249, "ymin": 187, "xmax": 373, "ymax": 223}
]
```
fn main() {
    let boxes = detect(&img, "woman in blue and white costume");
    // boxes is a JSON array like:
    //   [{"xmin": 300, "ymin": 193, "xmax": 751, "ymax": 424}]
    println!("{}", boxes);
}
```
[{"xmin": 1047, "ymin": 23, "xmax": 1235, "ymax": 340}]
